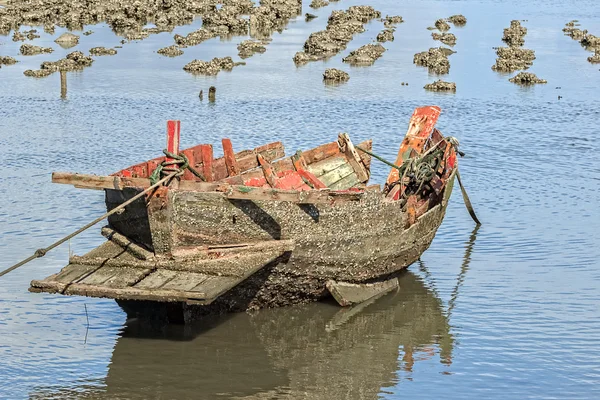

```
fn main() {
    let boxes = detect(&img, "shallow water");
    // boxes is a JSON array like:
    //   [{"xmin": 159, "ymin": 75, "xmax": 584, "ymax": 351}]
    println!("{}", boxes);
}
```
[{"xmin": 1, "ymin": 0, "xmax": 600, "ymax": 398}]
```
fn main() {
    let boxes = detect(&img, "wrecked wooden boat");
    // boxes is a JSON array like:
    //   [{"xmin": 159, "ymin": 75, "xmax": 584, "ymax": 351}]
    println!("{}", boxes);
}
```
[{"xmin": 30, "ymin": 106, "xmax": 459, "ymax": 322}]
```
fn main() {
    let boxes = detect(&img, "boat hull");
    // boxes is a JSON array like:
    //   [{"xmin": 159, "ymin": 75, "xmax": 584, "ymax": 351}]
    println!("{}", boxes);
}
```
[{"xmin": 116, "ymin": 174, "xmax": 455, "ymax": 321}]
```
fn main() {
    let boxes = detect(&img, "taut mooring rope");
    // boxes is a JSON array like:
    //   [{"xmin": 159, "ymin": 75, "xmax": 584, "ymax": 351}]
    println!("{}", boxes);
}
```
[{"xmin": 0, "ymin": 170, "xmax": 179, "ymax": 278}]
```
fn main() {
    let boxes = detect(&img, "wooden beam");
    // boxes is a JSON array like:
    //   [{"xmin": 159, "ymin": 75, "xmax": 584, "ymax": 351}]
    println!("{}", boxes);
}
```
[
  {"xmin": 51, "ymin": 172, "xmax": 364, "ymax": 203},
  {"xmin": 302, "ymin": 141, "xmax": 340, "ymax": 165},
  {"xmin": 257, "ymin": 154, "xmax": 278, "ymax": 187},
  {"xmin": 200, "ymin": 144, "xmax": 214, "ymax": 181},
  {"xmin": 338, "ymin": 133, "xmax": 370, "ymax": 183},
  {"xmin": 222, "ymin": 138, "xmax": 240, "ymax": 177}
]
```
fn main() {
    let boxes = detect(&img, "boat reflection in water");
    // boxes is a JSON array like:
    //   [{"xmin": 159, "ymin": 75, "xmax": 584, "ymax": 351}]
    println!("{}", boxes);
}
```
[
  {"xmin": 30, "ymin": 268, "xmax": 457, "ymax": 399},
  {"xmin": 30, "ymin": 224, "xmax": 482, "ymax": 399}
]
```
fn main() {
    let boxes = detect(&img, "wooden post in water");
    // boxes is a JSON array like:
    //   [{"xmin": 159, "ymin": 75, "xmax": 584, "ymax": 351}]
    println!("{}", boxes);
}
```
[
  {"xmin": 60, "ymin": 70, "xmax": 67, "ymax": 99},
  {"xmin": 208, "ymin": 86, "xmax": 216, "ymax": 102}
]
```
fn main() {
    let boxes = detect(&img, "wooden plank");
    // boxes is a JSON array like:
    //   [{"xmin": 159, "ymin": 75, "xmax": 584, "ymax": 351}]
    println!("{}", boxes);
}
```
[
  {"xmin": 302, "ymin": 142, "xmax": 340, "ymax": 165},
  {"xmin": 100, "ymin": 226, "xmax": 154, "ymax": 260},
  {"xmin": 306, "ymin": 156, "xmax": 348, "ymax": 178},
  {"xmin": 181, "ymin": 149, "xmax": 196, "ymax": 181},
  {"xmin": 103, "ymin": 268, "xmax": 152, "ymax": 289},
  {"xmin": 257, "ymin": 154, "xmax": 278, "ymax": 187},
  {"xmin": 275, "ymin": 172, "xmax": 311, "ymax": 191},
  {"xmin": 161, "ymin": 272, "xmax": 210, "ymax": 291},
  {"xmin": 53, "ymin": 172, "xmax": 150, "ymax": 190},
  {"xmin": 229, "ymin": 158, "xmax": 294, "ymax": 184},
  {"xmin": 319, "ymin": 163, "xmax": 355, "ymax": 187},
  {"xmin": 200, "ymin": 144, "xmax": 214, "ymax": 181},
  {"xmin": 357, "ymin": 139, "xmax": 373, "ymax": 170},
  {"xmin": 326, "ymin": 278, "xmax": 399, "ymax": 307},
  {"xmin": 338, "ymin": 133, "xmax": 369, "ymax": 182},
  {"xmin": 297, "ymin": 169, "xmax": 327, "ymax": 189},
  {"xmin": 78, "ymin": 266, "xmax": 121, "ymax": 286},
  {"xmin": 52, "ymin": 172, "xmax": 364, "ymax": 203},
  {"xmin": 31, "ymin": 247, "xmax": 289, "ymax": 304},
  {"xmin": 131, "ymin": 162, "xmax": 148, "ymax": 178},
  {"xmin": 292, "ymin": 151, "xmax": 327, "ymax": 189},
  {"xmin": 190, "ymin": 275, "xmax": 238, "ymax": 298},
  {"xmin": 134, "ymin": 269, "xmax": 178, "ymax": 290},
  {"xmin": 329, "ymin": 171, "xmax": 360, "ymax": 191},
  {"xmin": 146, "ymin": 157, "xmax": 163, "ymax": 179},
  {"xmin": 222, "ymin": 138, "xmax": 240, "ymax": 177},
  {"xmin": 52, "ymin": 264, "xmax": 98, "ymax": 284}
]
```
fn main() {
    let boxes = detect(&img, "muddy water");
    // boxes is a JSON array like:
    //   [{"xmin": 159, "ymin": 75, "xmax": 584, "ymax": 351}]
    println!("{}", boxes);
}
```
[{"xmin": 1, "ymin": 0, "xmax": 600, "ymax": 398}]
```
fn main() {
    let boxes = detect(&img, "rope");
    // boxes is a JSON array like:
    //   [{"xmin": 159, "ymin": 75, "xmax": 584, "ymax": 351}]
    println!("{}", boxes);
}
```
[
  {"xmin": 149, "ymin": 150, "xmax": 206, "ymax": 185},
  {"xmin": 0, "ymin": 170, "xmax": 180, "ymax": 278}
]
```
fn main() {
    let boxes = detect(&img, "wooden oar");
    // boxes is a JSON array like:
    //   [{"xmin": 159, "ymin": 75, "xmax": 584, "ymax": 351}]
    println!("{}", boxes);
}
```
[{"xmin": 456, "ymin": 169, "xmax": 481, "ymax": 225}]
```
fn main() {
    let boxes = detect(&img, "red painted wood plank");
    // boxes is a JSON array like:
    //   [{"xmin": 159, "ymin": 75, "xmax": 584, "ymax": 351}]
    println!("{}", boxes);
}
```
[
  {"xmin": 276, "ymin": 172, "xmax": 307, "ymax": 190},
  {"xmin": 200, "ymin": 144, "xmax": 214, "ymax": 182},
  {"xmin": 131, "ymin": 163, "xmax": 148, "ymax": 178},
  {"xmin": 147, "ymin": 157, "xmax": 164, "ymax": 178},
  {"xmin": 181, "ymin": 149, "xmax": 195, "ymax": 181},
  {"xmin": 297, "ymin": 169, "xmax": 327, "ymax": 189},
  {"xmin": 257, "ymin": 154, "xmax": 278, "ymax": 187},
  {"xmin": 222, "ymin": 139, "xmax": 240, "ymax": 177}
]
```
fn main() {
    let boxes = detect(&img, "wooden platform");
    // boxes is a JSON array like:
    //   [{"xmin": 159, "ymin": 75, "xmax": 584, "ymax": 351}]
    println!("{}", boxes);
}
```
[{"xmin": 30, "ymin": 239, "xmax": 294, "ymax": 305}]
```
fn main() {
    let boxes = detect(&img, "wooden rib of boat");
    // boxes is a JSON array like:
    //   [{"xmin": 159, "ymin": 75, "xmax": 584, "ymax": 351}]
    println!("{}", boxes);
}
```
[{"xmin": 30, "ymin": 106, "xmax": 459, "ymax": 321}]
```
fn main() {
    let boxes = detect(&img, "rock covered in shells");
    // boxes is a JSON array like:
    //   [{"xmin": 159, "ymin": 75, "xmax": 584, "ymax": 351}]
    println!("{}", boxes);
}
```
[
  {"xmin": 249, "ymin": 0, "xmax": 302, "ymax": 33},
  {"xmin": 432, "ymin": 32, "xmax": 456, "ymax": 46},
  {"xmin": 491, "ymin": 47, "xmax": 535, "ymax": 72},
  {"xmin": 183, "ymin": 56, "xmax": 241, "ymax": 75},
  {"xmin": 342, "ymin": 43, "xmax": 386, "ymax": 65},
  {"xmin": 413, "ymin": 47, "xmax": 453, "ymax": 74},
  {"xmin": 382, "ymin": 15, "xmax": 403, "ymax": 28},
  {"xmin": 447, "ymin": 15, "xmax": 467, "ymax": 26},
  {"xmin": 377, "ymin": 28, "xmax": 394, "ymax": 42},
  {"xmin": 588, "ymin": 51, "xmax": 600, "ymax": 63},
  {"xmin": 12, "ymin": 31, "xmax": 26, "ymax": 41},
  {"xmin": 502, "ymin": 20, "xmax": 527, "ymax": 47},
  {"xmin": 237, "ymin": 39, "xmax": 267, "ymax": 59},
  {"xmin": 0, "ymin": 0, "xmax": 215, "ymax": 37},
  {"xmin": 24, "ymin": 29, "xmax": 40, "ymax": 40},
  {"xmin": 0, "ymin": 56, "xmax": 18, "ymax": 65},
  {"xmin": 424, "ymin": 80, "xmax": 456, "ymax": 91},
  {"xmin": 54, "ymin": 32, "xmax": 80, "ymax": 46},
  {"xmin": 581, "ymin": 34, "xmax": 600, "ymax": 49},
  {"xmin": 435, "ymin": 19, "xmax": 451, "ymax": 32},
  {"xmin": 565, "ymin": 28, "xmax": 586, "ymax": 40},
  {"xmin": 294, "ymin": 6, "xmax": 381, "ymax": 64},
  {"xmin": 310, "ymin": 0, "xmax": 329, "ymax": 9},
  {"xmin": 323, "ymin": 68, "xmax": 349, "ymax": 82},
  {"xmin": 20, "ymin": 44, "xmax": 54, "ymax": 55},
  {"xmin": 509, "ymin": 72, "xmax": 547, "ymax": 84},
  {"xmin": 202, "ymin": 5, "xmax": 249, "ymax": 33},
  {"xmin": 89, "ymin": 47, "xmax": 117, "ymax": 56},
  {"xmin": 157, "ymin": 45, "xmax": 184, "ymax": 57},
  {"xmin": 174, "ymin": 26, "xmax": 227, "ymax": 47},
  {"xmin": 23, "ymin": 50, "xmax": 94, "ymax": 77}
]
